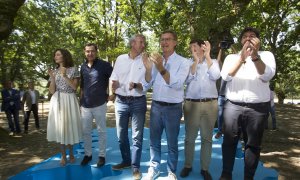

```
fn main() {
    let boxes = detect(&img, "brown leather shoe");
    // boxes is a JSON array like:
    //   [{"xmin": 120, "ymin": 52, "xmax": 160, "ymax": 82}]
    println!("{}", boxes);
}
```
[
  {"xmin": 133, "ymin": 169, "xmax": 142, "ymax": 180},
  {"xmin": 201, "ymin": 170, "xmax": 212, "ymax": 180},
  {"xmin": 112, "ymin": 162, "xmax": 131, "ymax": 170},
  {"xmin": 214, "ymin": 132, "xmax": 222, "ymax": 139},
  {"xmin": 180, "ymin": 167, "xmax": 192, "ymax": 178}
]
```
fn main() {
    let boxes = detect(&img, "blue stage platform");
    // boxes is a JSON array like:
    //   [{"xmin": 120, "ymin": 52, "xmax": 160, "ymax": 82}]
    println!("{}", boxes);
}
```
[{"xmin": 9, "ymin": 126, "xmax": 278, "ymax": 180}]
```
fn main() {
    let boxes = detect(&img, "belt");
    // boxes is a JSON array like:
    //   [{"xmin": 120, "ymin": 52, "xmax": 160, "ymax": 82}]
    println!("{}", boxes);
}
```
[
  {"xmin": 185, "ymin": 98, "xmax": 217, "ymax": 102},
  {"xmin": 229, "ymin": 100, "xmax": 270, "ymax": 108},
  {"xmin": 116, "ymin": 94, "xmax": 145, "ymax": 101},
  {"xmin": 153, "ymin": 100, "xmax": 179, "ymax": 106}
]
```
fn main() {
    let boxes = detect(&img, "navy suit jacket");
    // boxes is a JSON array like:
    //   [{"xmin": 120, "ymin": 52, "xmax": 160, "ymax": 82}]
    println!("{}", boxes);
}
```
[{"xmin": 1, "ymin": 88, "xmax": 21, "ymax": 111}]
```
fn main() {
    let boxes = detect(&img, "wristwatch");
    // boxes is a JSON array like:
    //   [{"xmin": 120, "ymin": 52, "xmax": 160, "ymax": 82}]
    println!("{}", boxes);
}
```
[{"xmin": 252, "ymin": 55, "xmax": 261, "ymax": 62}]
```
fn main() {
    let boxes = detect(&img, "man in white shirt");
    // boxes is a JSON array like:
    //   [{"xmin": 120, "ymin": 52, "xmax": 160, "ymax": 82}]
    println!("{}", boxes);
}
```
[
  {"xmin": 180, "ymin": 39, "xmax": 220, "ymax": 180},
  {"xmin": 143, "ymin": 30, "xmax": 190, "ymax": 180},
  {"xmin": 22, "ymin": 81, "xmax": 40, "ymax": 133},
  {"xmin": 110, "ymin": 34, "xmax": 148, "ymax": 180},
  {"xmin": 219, "ymin": 27, "xmax": 276, "ymax": 180}
]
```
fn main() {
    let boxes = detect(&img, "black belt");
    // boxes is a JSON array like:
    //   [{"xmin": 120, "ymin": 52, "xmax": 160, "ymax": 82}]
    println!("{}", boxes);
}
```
[
  {"xmin": 116, "ymin": 94, "xmax": 145, "ymax": 101},
  {"xmin": 153, "ymin": 100, "xmax": 179, "ymax": 106},
  {"xmin": 229, "ymin": 100, "xmax": 270, "ymax": 108},
  {"xmin": 185, "ymin": 98, "xmax": 217, "ymax": 102}
]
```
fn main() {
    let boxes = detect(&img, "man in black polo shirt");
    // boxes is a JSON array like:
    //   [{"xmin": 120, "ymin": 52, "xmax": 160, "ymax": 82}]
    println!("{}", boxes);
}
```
[{"xmin": 80, "ymin": 43, "xmax": 113, "ymax": 167}]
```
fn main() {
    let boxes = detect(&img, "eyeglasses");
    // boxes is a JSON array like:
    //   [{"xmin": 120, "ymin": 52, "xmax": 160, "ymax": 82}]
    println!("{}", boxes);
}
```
[{"xmin": 160, "ymin": 38, "xmax": 174, "ymax": 42}]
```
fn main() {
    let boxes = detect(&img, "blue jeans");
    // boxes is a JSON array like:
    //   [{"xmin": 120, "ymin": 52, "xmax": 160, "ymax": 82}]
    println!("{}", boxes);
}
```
[
  {"xmin": 217, "ymin": 95, "xmax": 226, "ymax": 133},
  {"xmin": 149, "ymin": 101, "xmax": 182, "ymax": 173},
  {"xmin": 5, "ymin": 105, "xmax": 21, "ymax": 133},
  {"xmin": 265, "ymin": 104, "xmax": 277, "ymax": 129},
  {"xmin": 114, "ymin": 95, "xmax": 146, "ymax": 169}
]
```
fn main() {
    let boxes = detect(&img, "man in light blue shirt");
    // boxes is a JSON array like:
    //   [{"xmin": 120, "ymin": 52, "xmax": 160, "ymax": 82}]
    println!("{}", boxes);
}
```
[
  {"xmin": 143, "ymin": 30, "xmax": 190, "ymax": 180},
  {"xmin": 180, "ymin": 39, "xmax": 220, "ymax": 180}
]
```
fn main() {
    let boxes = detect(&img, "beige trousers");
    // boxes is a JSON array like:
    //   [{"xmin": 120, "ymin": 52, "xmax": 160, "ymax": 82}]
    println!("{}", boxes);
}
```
[{"xmin": 183, "ymin": 100, "xmax": 218, "ymax": 170}]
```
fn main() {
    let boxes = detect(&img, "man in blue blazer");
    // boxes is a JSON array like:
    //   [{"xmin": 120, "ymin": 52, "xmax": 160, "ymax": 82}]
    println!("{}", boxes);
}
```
[{"xmin": 1, "ymin": 81, "xmax": 21, "ymax": 135}]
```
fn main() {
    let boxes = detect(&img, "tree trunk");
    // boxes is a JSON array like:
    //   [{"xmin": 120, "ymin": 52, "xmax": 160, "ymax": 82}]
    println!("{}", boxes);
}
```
[
  {"xmin": 278, "ymin": 97, "xmax": 284, "ymax": 104},
  {"xmin": 276, "ymin": 91, "xmax": 286, "ymax": 104},
  {"xmin": 0, "ymin": 0, "xmax": 25, "ymax": 40}
]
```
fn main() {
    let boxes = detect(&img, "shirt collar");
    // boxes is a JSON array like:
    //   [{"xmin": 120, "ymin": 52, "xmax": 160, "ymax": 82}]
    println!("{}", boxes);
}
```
[
  {"xmin": 128, "ymin": 53, "xmax": 142, "ymax": 60},
  {"xmin": 84, "ymin": 58, "xmax": 99, "ymax": 67}
]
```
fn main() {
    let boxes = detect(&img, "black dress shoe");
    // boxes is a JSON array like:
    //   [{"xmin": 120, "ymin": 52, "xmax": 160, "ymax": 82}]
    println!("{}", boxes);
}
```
[
  {"xmin": 97, "ymin": 156, "xmax": 105, "ymax": 167},
  {"xmin": 180, "ymin": 167, "xmax": 192, "ymax": 178},
  {"xmin": 81, "ymin": 155, "xmax": 92, "ymax": 166},
  {"xmin": 201, "ymin": 170, "xmax": 212, "ymax": 180},
  {"xmin": 219, "ymin": 171, "xmax": 232, "ymax": 180}
]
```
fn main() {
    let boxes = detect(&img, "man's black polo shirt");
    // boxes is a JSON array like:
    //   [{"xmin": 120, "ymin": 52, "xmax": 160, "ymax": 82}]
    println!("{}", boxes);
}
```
[{"xmin": 80, "ymin": 58, "xmax": 113, "ymax": 108}]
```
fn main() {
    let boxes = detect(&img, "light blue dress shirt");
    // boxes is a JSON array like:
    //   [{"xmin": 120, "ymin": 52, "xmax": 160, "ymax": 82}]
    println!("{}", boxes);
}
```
[
  {"xmin": 143, "ymin": 52, "xmax": 190, "ymax": 103},
  {"xmin": 185, "ymin": 58, "xmax": 220, "ymax": 99}
]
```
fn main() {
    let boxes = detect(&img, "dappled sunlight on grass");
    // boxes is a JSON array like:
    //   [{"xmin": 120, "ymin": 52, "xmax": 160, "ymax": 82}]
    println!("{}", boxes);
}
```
[
  {"xmin": 25, "ymin": 157, "xmax": 44, "ymax": 164},
  {"xmin": 9, "ymin": 151, "xmax": 25, "ymax": 155},
  {"xmin": 261, "ymin": 151, "xmax": 288, "ymax": 156},
  {"xmin": 260, "ymin": 104, "xmax": 300, "ymax": 178},
  {"xmin": 0, "ymin": 100, "xmax": 299, "ymax": 179},
  {"xmin": 291, "ymin": 148, "xmax": 300, "ymax": 153},
  {"xmin": 263, "ymin": 162, "xmax": 280, "ymax": 168}
]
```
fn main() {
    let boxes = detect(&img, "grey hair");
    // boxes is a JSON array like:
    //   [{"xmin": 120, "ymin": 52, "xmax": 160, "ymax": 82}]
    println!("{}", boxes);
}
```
[{"xmin": 128, "ymin": 34, "xmax": 146, "ymax": 48}]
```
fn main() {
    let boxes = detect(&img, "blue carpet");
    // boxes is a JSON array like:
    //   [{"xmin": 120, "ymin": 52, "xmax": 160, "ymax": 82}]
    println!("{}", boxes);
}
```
[{"xmin": 9, "ymin": 125, "xmax": 278, "ymax": 180}]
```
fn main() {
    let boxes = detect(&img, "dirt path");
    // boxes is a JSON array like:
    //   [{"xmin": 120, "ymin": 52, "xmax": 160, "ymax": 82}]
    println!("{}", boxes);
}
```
[{"xmin": 0, "ymin": 102, "xmax": 299, "ymax": 179}]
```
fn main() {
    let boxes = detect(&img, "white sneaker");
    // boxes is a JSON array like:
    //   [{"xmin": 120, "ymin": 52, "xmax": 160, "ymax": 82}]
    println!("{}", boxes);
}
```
[
  {"xmin": 168, "ymin": 171, "xmax": 177, "ymax": 180},
  {"xmin": 145, "ymin": 167, "xmax": 160, "ymax": 180}
]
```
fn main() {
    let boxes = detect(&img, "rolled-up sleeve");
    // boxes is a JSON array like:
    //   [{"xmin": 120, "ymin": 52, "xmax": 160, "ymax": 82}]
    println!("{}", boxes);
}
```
[
  {"xmin": 141, "ymin": 67, "xmax": 157, "ymax": 92},
  {"xmin": 259, "ymin": 51, "xmax": 276, "ymax": 82},
  {"xmin": 221, "ymin": 54, "xmax": 235, "ymax": 81},
  {"xmin": 167, "ymin": 60, "xmax": 190, "ymax": 89},
  {"xmin": 207, "ymin": 60, "xmax": 221, "ymax": 80}
]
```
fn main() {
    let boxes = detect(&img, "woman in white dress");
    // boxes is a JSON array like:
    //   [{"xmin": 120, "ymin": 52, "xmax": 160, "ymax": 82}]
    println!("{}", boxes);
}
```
[{"xmin": 47, "ymin": 49, "xmax": 82, "ymax": 166}]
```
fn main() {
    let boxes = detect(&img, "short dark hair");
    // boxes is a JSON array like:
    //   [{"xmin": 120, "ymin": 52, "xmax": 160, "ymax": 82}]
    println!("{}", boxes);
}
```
[
  {"xmin": 190, "ymin": 39, "xmax": 205, "ymax": 46},
  {"xmin": 84, "ymin": 43, "xmax": 98, "ymax": 51},
  {"xmin": 53, "ymin": 49, "xmax": 74, "ymax": 68},
  {"xmin": 161, "ymin": 30, "xmax": 178, "ymax": 41},
  {"xmin": 239, "ymin": 27, "xmax": 260, "ymax": 41}
]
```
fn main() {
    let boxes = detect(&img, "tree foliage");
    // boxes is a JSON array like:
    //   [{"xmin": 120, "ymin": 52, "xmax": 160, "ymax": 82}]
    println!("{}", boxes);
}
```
[{"xmin": 0, "ymin": 0, "xmax": 299, "ymax": 102}]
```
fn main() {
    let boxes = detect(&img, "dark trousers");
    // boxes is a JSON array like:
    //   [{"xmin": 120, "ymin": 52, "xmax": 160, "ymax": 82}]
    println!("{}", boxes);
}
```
[
  {"xmin": 221, "ymin": 100, "xmax": 269, "ymax": 179},
  {"xmin": 24, "ymin": 104, "xmax": 40, "ymax": 131},
  {"xmin": 5, "ymin": 105, "xmax": 21, "ymax": 133}
]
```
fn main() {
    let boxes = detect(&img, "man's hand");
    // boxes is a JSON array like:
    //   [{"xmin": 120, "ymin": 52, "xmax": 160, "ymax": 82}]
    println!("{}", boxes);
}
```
[
  {"xmin": 203, "ymin": 41, "xmax": 211, "ymax": 59},
  {"xmin": 149, "ymin": 52, "xmax": 164, "ymax": 71},
  {"xmin": 142, "ymin": 52, "xmax": 153, "ymax": 71},
  {"xmin": 249, "ymin": 37, "xmax": 260, "ymax": 58},
  {"xmin": 240, "ymin": 41, "xmax": 252, "ymax": 62},
  {"xmin": 111, "ymin": 80, "xmax": 119, "ymax": 92},
  {"xmin": 129, "ymin": 82, "xmax": 135, "ymax": 90},
  {"xmin": 191, "ymin": 44, "xmax": 200, "ymax": 63},
  {"xmin": 107, "ymin": 94, "xmax": 116, "ymax": 102}
]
